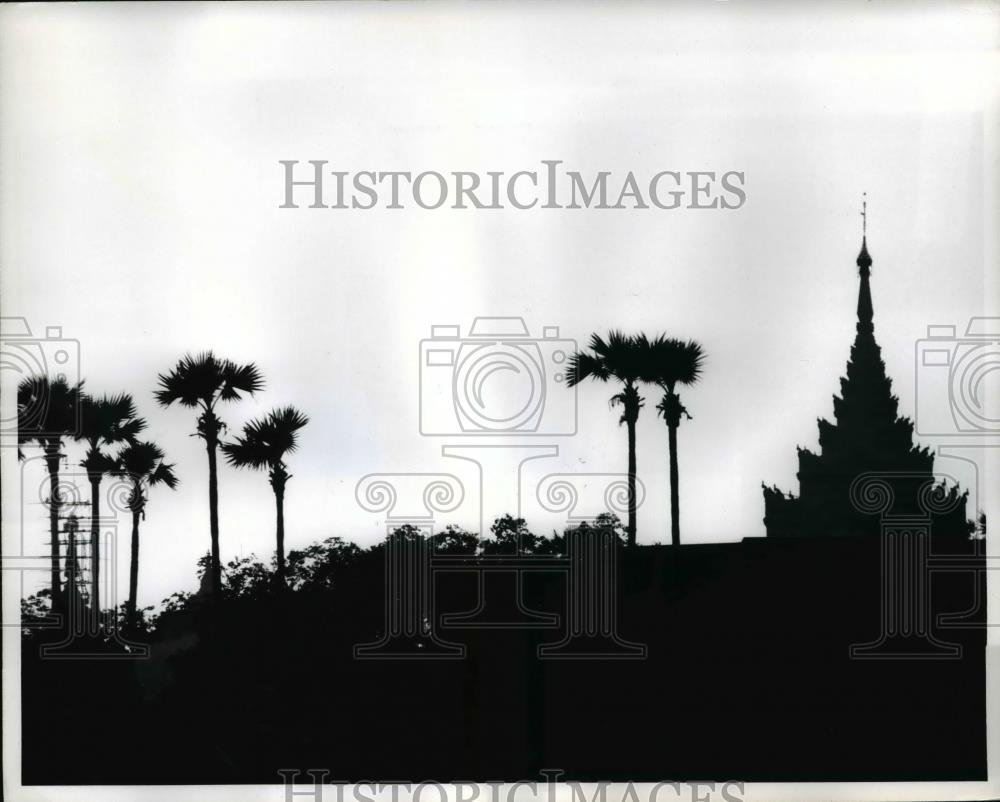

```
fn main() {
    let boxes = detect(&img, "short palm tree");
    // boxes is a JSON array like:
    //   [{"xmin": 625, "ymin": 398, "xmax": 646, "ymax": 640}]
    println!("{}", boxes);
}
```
[
  {"xmin": 155, "ymin": 352, "xmax": 264, "ymax": 597},
  {"xmin": 222, "ymin": 406, "xmax": 308, "ymax": 587},
  {"xmin": 17, "ymin": 376, "xmax": 84, "ymax": 607},
  {"xmin": 641, "ymin": 336, "xmax": 705, "ymax": 546},
  {"xmin": 75, "ymin": 393, "xmax": 146, "ymax": 622},
  {"xmin": 566, "ymin": 331, "xmax": 648, "ymax": 547},
  {"xmin": 113, "ymin": 441, "xmax": 178, "ymax": 631}
]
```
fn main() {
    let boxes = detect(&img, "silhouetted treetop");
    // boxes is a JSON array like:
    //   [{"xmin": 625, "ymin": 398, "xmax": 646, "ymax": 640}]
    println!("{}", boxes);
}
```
[
  {"xmin": 221, "ymin": 406, "xmax": 308, "ymax": 472},
  {"xmin": 17, "ymin": 375, "xmax": 84, "ymax": 453},
  {"xmin": 640, "ymin": 335, "xmax": 705, "ymax": 393},
  {"xmin": 114, "ymin": 441, "xmax": 179, "ymax": 495},
  {"xmin": 78, "ymin": 393, "xmax": 146, "ymax": 447},
  {"xmin": 567, "ymin": 331, "xmax": 647, "ymax": 399},
  {"xmin": 155, "ymin": 351, "xmax": 265, "ymax": 410}
]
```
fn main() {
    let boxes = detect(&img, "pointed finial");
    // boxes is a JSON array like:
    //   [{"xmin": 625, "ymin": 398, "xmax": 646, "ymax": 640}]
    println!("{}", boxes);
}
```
[{"xmin": 856, "ymin": 193, "xmax": 872, "ymax": 272}]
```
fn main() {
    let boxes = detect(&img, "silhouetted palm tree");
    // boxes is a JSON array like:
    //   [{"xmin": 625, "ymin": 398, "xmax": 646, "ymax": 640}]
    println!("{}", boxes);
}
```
[
  {"xmin": 641, "ymin": 336, "xmax": 705, "ymax": 546},
  {"xmin": 75, "ymin": 393, "xmax": 146, "ymax": 622},
  {"xmin": 155, "ymin": 352, "xmax": 264, "ymax": 597},
  {"xmin": 222, "ymin": 406, "xmax": 308, "ymax": 587},
  {"xmin": 113, "ymin": 441, "xmax": 178, "ymax": 631},
  {"xmin": 566, "ymin": 332, "xmax": 647, "ymax": 547},
  {"xmin": 17, "ymin": 376, "xmax": 84, "ymax": 606}
]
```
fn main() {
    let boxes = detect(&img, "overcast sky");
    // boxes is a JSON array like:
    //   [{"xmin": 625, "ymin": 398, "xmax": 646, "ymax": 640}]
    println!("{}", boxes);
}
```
[{"xmin": 1, "ymin": 2, "xmax": 996, "ymax": 609}]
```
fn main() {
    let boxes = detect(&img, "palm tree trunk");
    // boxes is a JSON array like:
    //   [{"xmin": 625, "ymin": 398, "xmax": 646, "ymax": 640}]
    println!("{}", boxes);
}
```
[
  {"xmin": 89, "ymin": 474, "xmax": 101, "ymax": 627},
  {"xmin": 127, "ymin": 506, "xmax": 141, "ymax": 631},
  {"xmin": 274, "ymin": 486, "xmax": 286, "ymax": 587},
  {"xmin": 668, "ymin": 423, "xmax": 680, "ymax": 547},
  {"xmin": 206, "ymin": 435, "xmax": 222, "ymax": 598},
  {"xmin": 44, "ymin": 443, "xmax": 62, "ymax": 608},
  {"xmin": 626, "ymin": 418, "xmax": 637, "ymax": 548},
  {"xmin": 66, "ymin": 516, "xmax": 78, "ymax": 609}
]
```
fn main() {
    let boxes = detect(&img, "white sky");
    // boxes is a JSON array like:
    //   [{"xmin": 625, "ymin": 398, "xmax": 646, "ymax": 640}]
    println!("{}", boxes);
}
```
[{"xmin": 1, "ymin": 1, "xmax": 997, "ymax": 609}]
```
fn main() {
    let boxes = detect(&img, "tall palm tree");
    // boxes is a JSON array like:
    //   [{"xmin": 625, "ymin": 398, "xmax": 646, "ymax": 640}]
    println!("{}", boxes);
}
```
[
  {"xmin": 155, "ymin": 352, "xmax": 264, "ymax": 597},
  {"xmin": 566, "ymin": 332, "xmax": 648, "ymax": 547},
  {"xmin": 113, "ymin": 441, "xmax": 178, "ymax": 631},
  {"xmin": 75, "ymin": 393, "xmax": 146, "ymax": 622},
  {"xmin": 222, "ymin": 406, "xmax": 308, "ymax": 587},
  {"xmin": 641, "ymin": 336, "xmax": 705, "ymax": 546},
  {"xmin": 17, "ymin": 376, "xmax": 84, "ymax": 607}
]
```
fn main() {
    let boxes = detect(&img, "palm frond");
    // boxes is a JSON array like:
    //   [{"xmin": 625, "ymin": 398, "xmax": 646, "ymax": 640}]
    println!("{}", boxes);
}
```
[
  {"xmin": 641, "ymin": 335, "xmax": 707, "ymax": 389},
  {"xmin": 222, "ymin": 405, "xmax": 308, "ymax": 470},
  {"xmin": 588, "ymin": 331, "xmax": 612, "ymax": 356},
  {"xmin": 581, "ymin": 330, "xmax": 647, "ymax": 384},
  {"xmin": 157, "ymin": 352, "xmax": 265, "ymax": 412},
  {"xmin": 113, "ymin": 440, "xmax": 179, "ymax": 493},
  {"xmin": 17, "ymin": 375, "xmax": 84, "ymax": 443},
  {"xmin": 565, "ymin": 351, "xmax": 608, "ymax": 387},
  {"xmin": 218, "ymin": 360, "xmax": 265, "ymax": 401},
  {"xmin": 117, "ymin": 417, "xmax": 148, "ymax": 442},
  {"xmin": 77, "ymin": 393, "xmax": 146, "ymax": 444},
  {"xmin": 149, "ymin": 461, "xmax": 179, "ymax": 490},
  {"xmin": 156, "ymin": 352, "xmax": 220, "ymax": 408},
  {"xmin": 113, "ymin": 441, "xmax": 164, "ymax": 478},
  {"xmin": 221, "ymin": 434, "xmax": 272, "ymax": 471},
  {"xmin": 267, "ymin": 406, "xmax": 309, "ymax": 453}
]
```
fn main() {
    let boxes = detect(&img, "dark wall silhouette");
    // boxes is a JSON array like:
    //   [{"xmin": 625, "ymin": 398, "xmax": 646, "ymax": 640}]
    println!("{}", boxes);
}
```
[{"xmin": 21, "ymin": 525, "xmax": 986, "ymax": 784}]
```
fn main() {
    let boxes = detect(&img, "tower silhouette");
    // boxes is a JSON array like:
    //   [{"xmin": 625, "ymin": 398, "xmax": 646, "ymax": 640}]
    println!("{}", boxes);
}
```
[{"xmin": 763, "ymin": 200, "xmax": 967, "ymax": 537}]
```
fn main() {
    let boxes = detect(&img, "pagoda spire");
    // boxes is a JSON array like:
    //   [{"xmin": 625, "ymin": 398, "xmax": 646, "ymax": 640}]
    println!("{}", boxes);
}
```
[
  {"xmin": 856, "ymin": 193, "xmax": 873, "ymax": 333},
  {"xmin": 763, "ymin": 198, "xmax": 967, "ymax": 538}
]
